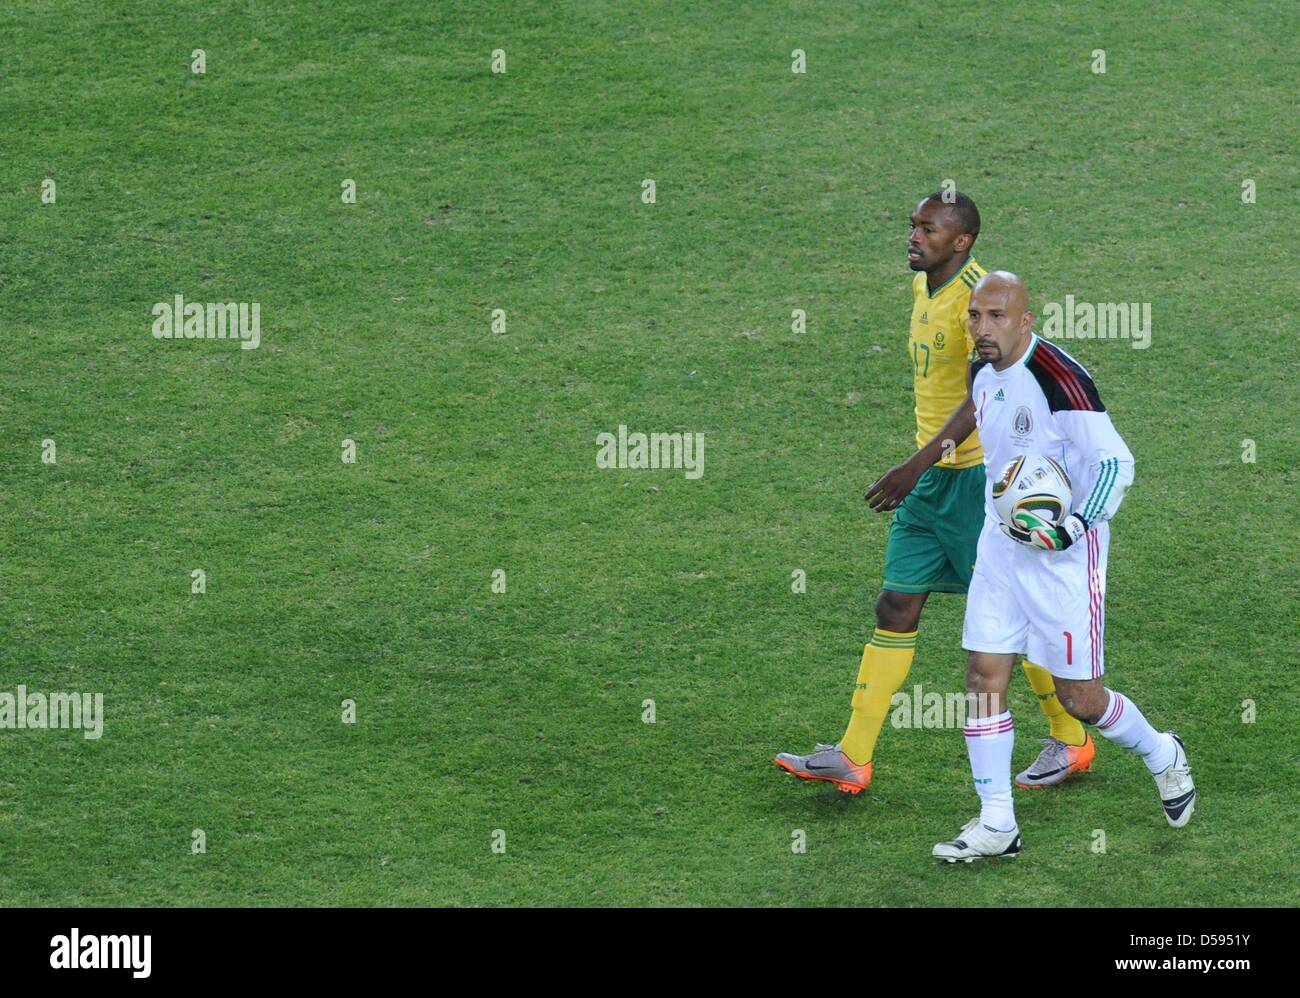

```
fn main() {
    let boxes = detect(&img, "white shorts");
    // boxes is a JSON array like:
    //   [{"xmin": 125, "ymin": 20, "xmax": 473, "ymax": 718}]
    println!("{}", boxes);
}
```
[{"xmin": 961, "ymin": 517, "xmax": 1109, "ymax": 680}]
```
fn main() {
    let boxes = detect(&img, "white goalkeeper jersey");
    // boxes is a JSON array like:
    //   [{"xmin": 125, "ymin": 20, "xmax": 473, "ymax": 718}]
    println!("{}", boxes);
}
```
[{"xmin": 971, "ymin": 333, "xmax": 1135, "ymax": 529}]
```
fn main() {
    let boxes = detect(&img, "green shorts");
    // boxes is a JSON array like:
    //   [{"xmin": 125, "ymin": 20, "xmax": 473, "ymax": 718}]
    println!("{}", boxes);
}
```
[{"xmin": 882, "ymin": 464, "xmax": 986, "ymax": 595}]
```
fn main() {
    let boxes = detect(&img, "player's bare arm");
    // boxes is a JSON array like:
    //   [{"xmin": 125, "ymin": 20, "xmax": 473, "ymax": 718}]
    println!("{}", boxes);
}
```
[{"xmin": 864, "ymin": 396, "xmax": 976, "ymax": 511}]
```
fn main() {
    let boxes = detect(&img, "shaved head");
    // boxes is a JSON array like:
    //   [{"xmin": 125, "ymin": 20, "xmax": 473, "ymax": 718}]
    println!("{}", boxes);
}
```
[
  {"xmin": 969, "ymin": 270, "xmax": 1034, "ymax": 369},
  {"xmin": 972, "ymin": 271, "xmax": 1028, "ymax": 314}
]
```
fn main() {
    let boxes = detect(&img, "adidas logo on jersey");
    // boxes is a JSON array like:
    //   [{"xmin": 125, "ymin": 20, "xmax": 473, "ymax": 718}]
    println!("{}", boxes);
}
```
[{"xmin": 994, "ymin": 389, "xmax": 1005, "ymax": 401}]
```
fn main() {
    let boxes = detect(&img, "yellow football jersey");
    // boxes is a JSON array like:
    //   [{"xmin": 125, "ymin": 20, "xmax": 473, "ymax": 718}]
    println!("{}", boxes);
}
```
[{"xmin": 909, "ymin": 257, "xmax": 985, "ymax": 468}]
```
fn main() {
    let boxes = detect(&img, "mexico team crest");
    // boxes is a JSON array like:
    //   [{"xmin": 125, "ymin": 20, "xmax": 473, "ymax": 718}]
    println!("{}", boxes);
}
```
[{"xmin": 1013, "ymin": 405, "xmax": 1033, "ymax": 436}]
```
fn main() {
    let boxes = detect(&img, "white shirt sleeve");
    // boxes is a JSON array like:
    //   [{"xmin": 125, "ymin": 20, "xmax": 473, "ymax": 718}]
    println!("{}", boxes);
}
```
[{"xmin": 1055, "ymin": 409, "xmax": 1135, "ymax": 525}]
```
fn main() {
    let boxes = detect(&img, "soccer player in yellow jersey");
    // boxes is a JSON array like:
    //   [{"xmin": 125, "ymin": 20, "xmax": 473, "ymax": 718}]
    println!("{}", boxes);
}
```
[{"xmin": 775, "ymin": 192, "xmax": 1097, "ymax": 793}]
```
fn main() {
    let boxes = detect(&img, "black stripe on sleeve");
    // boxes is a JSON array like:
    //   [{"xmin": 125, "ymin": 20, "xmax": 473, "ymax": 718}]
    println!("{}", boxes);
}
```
[{"xmin": 1027, "ymin": 342, "xmax": 1106, "ymax": 412}]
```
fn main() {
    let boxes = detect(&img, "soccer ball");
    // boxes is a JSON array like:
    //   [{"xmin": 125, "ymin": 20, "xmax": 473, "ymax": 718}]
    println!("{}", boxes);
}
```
[{"xmin": 991, "ymin": 453, "xmax": 1073, "ymax": 530}]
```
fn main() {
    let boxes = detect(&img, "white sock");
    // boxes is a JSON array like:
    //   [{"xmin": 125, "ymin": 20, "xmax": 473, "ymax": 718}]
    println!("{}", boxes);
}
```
[
  {"xmin": 1095, "ymin": 689, "xmax": 1176, "ymax": 774},
  {"xmin": 963, "ymin": 710, "xmax": 1015, "ymax": 831}
]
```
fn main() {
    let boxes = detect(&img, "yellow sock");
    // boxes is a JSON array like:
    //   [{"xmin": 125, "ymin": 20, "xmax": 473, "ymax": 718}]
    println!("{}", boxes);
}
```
[
  {"xmin": 840, "ymin": 628, "xmax": 917, "ymax": 766},
  {"xmin": 1022, "ymin": 659, "xmax": 1086, "ymax": 746}
]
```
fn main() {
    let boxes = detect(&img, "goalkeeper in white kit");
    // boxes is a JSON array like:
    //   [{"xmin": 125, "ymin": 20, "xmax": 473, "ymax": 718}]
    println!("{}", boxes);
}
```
[{"xmin": 933, "ymin": 270, "xmax": 1195, "ymax": 863}]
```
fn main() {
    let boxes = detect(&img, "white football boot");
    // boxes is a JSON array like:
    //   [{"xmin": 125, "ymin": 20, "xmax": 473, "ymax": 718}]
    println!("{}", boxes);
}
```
[
  {"xmin": 932, "ymin": 818, "xmax": 1022, "ymax": 863},
  {"xmin": 1154, "ymin": 732, "xmax": 1195, "ymax": 828}
]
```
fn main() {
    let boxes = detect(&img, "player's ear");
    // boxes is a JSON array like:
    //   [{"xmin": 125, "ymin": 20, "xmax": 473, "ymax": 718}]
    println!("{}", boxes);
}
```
[
  {"xmin": 1022, "ymin": 310, "xmax": 1035, "ymax": 334},
  {"xmin": 953, "ymin": 232, "xmax": 973, "ymax": 254}
]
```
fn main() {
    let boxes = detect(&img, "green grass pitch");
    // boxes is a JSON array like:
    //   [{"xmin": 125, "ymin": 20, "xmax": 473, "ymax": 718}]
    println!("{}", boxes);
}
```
[{"xmin": 0, "ymin": 0, "xmax": 1296, "ymax": 906}]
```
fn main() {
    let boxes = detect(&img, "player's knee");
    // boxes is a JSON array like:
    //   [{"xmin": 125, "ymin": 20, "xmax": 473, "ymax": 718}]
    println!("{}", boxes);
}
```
[
  {"xmin": 1055, "ymin": 681, "xmax": 1103, "ymax": 724},
  {"xmin": 963, "ymin": 663, "xmax": 1008, "ymax": 717},
  {"xmin": 964, "ymin": 659, "xmax": 1004, "ymax": 697},
  {"xmin": 1061, "ymin": 700, "xmax": 1101, "ymax": 724},
  {"xmin": 875, "ymin": 589, "xmax": 924, "ymax": 632}
]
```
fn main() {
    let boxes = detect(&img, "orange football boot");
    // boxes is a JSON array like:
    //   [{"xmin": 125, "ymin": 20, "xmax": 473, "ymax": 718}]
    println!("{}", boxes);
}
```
[
  {"xmin": 1015, "ymin": 733, "xmax": 1096, "ymax": 788},
  {"xmin": 774, "ymin": 743, "xmax": 873, "ymax": 794}
]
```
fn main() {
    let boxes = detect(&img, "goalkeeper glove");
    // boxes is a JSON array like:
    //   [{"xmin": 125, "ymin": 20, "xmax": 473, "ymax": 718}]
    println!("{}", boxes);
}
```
[{"xmin": 1003, "ymin": 510, "xmax": 1089, "ymax": 551}]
